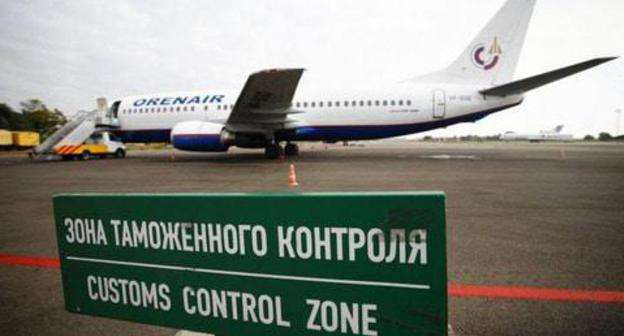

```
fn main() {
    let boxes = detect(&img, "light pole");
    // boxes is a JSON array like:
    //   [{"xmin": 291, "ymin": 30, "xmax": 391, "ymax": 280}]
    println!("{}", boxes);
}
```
[{"xmin": 617, "ymin": 109, "xmax": 622, "ymax": 136}]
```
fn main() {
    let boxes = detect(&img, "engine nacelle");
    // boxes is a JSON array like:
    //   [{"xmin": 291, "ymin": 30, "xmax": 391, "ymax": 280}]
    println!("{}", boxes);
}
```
[{"xmin": 170, "ymin": 121, "xmax": 229, "ymax": 152}]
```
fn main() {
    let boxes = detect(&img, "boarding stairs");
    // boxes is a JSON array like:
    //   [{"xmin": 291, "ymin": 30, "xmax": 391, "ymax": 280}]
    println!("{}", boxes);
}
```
[
  {"xmin": 31, "ymin": 98, "xmax": 119, "ymax": 158},
  {"xmin": 31, "ymin": 110, "xmax": 97, "ymax": 157}
]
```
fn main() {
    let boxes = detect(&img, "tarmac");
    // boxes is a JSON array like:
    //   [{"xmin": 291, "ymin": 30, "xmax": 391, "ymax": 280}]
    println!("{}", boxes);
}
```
[{"xmin": 0, "ymin": 141, "xmax": 623, "ymax": 335}]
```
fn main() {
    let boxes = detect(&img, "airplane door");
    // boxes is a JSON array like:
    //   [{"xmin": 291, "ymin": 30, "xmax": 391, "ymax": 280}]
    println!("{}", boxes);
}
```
[{"xmin": 432, "ymin": 89, "xmax": 446, "ymax": 119}]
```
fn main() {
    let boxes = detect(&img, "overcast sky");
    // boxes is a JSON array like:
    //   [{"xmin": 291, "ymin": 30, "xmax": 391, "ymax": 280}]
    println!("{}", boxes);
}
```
[{"xmin": 0, "ymin": 0, "xmax": 622, "ymax": 137}]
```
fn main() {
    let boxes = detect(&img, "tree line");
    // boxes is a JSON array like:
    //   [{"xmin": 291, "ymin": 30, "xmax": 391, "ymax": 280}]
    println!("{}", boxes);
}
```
[{"xmin": 0, "ymin": 99, "xmax": 67, "ymax": 135}]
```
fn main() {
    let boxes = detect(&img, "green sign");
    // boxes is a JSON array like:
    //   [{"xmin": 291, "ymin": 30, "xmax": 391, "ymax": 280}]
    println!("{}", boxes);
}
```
[{"xmin": 54, "ymin": 192, "xmax": 447, "ymax": 335}]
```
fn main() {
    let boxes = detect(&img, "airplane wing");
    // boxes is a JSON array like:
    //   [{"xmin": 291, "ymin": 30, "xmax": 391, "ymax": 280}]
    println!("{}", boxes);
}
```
[
  {"xmin": 480, "ymin": 57, "xmax": 617, "ymax": 97},
  {"xmin": 225, "ymin": 68, "xmax": 305, "ymax": 134}
]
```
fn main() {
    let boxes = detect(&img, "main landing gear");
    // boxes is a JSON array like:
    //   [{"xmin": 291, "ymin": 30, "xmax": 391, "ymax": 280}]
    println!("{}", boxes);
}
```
[
  {"xmin": 264, "ymin": 143, "xmax": 283, "ymax": 159},
  {"xmin": 285, "ymin": 143, "xmax": 299, "ymax": 156},
  {"xmin": 264, "ymin": 142, "xmax": 299, "ymax": 159}
]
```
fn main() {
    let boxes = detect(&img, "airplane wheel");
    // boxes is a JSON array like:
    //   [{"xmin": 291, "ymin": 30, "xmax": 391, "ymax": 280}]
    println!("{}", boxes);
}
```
[
  {"xmin": 115, "ymin": 149, "xmax": 126, "ymax": 158},
  {"xmin": 81, "ymin": 151, "xmax": 91, "ymax": 161},
  {"xmin": 264, "ymin": 144, "xmax": 283, "ymax": 159},
  {"xmin": 285, "ymin": 143, "xmax": 299, "ymax": 156}
]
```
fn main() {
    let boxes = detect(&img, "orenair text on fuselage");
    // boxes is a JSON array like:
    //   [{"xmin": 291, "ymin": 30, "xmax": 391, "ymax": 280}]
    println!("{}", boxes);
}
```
[{"xmin": 132, "ymin": 94, "xmax": 225, "ymax": 107}]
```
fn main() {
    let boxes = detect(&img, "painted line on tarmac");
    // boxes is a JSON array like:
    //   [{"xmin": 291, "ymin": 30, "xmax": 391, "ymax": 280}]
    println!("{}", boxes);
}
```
[
  {"xmin": 448, "ymin": 284, "xmax": 624, "ymax": 304},
  {"xmin": 0, "ymin": 254, "xmax": 60, "ymax": 268},
  {"xmin": 1, "ymin": 254, "xmax": 624, "ymax": 304}
]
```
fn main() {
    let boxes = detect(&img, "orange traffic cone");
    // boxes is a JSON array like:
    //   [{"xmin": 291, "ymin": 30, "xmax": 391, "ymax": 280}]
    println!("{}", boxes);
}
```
[{"xmin": 288, "ymin": 164, "xmax": 299, "ymax": 187}]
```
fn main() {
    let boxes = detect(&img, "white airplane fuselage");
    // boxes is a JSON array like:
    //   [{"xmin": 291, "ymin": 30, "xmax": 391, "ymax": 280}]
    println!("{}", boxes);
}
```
[{"xmin": 113, "ymin": 85, "xmax": 523, "ymax": 144}]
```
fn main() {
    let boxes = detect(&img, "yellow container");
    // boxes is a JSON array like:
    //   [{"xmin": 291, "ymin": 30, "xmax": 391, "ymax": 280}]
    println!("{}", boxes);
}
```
[
  {"xmin": 12, "ymin": 131, "xmax": 40, "ymax": 148},
  {"xmin": 0, "ymin": 129, "xmax": 12, "ymax": 146}
]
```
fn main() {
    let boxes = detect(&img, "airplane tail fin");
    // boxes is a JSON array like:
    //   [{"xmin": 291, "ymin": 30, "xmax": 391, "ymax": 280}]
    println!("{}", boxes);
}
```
[
  {"xmin": 554, "ymin": 125, "xmax": 564, "ymax": 133},
  {"xmin": 410, "ymin": 0, "xmax": 535, "ymax": 86}
]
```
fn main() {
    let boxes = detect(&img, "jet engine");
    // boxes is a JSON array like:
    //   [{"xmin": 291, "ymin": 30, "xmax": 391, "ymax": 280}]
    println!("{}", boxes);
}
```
[{"xmin": 170, "ymin": 121, "xmax": 229, "ymax": 152}]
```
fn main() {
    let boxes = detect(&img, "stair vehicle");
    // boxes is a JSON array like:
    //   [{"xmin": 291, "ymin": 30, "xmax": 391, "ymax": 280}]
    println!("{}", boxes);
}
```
[
  {"xmin": 55, "ymin": 131, "xmax": 126, "ymax": 160},
  {"xmin": 30, "ymin": 97, "xmax": 124, "ymax": 160}
]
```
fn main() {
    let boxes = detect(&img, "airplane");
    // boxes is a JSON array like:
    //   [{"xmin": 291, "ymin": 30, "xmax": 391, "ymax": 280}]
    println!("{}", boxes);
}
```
[
  {"xmin": 103, "ymin": 0, "xmax": 616, "ymax": 159},
  {"xmin": 501, "ymin": 125, "xmax": 574, "ymax": 142}
]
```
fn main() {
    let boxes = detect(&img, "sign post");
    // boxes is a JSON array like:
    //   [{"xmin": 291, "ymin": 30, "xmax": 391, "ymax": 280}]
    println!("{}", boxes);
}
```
[{"xmin": 54, "ymin": 192, "xmax": 447, "ymax": 335}]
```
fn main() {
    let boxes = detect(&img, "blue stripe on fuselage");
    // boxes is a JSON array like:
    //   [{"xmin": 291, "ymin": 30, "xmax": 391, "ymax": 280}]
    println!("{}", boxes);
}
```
[{"xmin": 112, "ymin": 129, "xmax": 171, "ymax": 143}]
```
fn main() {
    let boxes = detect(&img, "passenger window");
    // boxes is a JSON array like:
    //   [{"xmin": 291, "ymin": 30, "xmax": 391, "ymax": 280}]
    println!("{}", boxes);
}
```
[
  {"xmin": 391, "ymin": 100, "xmax": 395, "ymax": 106},
  {"xmin": 319, "ymin": 102, "xmax": 324, "ymax": 108},
  {"xmin": 176, "ymin": 107, "xmax": 180, "ymax": 112},
  {"xmin": 183, "ymin": 106, "xmax": 187, "ymax": 112},
  {"xmin": 383, "ymin": 100, "xmax": 388, "ymax": 106},
  {"xmin": 398, "ymin": 100, "xmax": 403, "ymax": 106},
  {"xmin": 230, "ymin": 104, "xmax": 234, "ymax": 109},
  {"xmin": 204, "ymin": 105, "xmax": 208, "ymax": 111},
  {"xmin": 407, "ymin": 100, "xmax": 412, "ymax": 106},
  {"xmin": 303, "ymin": 102, "xmax": 308, "ymax": 108},
  {"xmin": 328, "ymin": 101, "xmax": 333, "ymax": 107},
  {"xmin": 367, "ymin": 101, "xmax": 372, "ymax": 106},
  {"xmin": 336, "ymin": 101, "xmax": 340, "ymax": 107},
  {"xmin": 344, "ymin": 101, "xmax": 349, "ymax": 107},
  {"xmin": 296, "ymin": 102, "xmax": 300, "ymax": 108},
  {"xmin": 311, "ymin": 102, "xmax": 316, "ymax": 108},
  {"xmin": 375, "ymin": 100, "xmax": 380, "ymax": 106},
  {"xmin": 359, "ymin": 101, "xmax": 364, "ymax": 106}
]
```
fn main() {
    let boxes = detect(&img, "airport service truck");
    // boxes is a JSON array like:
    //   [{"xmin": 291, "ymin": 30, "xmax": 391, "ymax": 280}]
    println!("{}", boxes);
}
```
[
  {"xmin": 54, "ymin": 131, "xmax": 126, "ymax": 160},
  {"xmin": 31, "ymin": 109, "xmax": 127, "ymax": 160}
]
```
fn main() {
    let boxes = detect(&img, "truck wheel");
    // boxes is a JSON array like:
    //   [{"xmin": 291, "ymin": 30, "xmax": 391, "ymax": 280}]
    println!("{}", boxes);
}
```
[
  {"xmin": 81, "ymin": 151, "xmax": 91, "ymax": 161},
  {"xmin": 115, "ymin": 149, "xmax": 126, "ymax": 158}
]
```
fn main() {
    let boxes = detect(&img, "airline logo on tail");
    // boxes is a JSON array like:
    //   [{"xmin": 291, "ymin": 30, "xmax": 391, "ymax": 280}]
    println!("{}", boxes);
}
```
[{"xmin": 472, "ymin": 37, "xmax": 502, "ymax": 71}]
